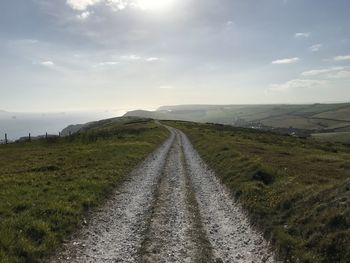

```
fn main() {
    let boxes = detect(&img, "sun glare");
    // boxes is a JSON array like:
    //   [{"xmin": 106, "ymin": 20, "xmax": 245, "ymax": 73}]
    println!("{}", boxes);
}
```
[{"xmin": 136, "ymin": 0, "xmax": 175, "ymax": 11}]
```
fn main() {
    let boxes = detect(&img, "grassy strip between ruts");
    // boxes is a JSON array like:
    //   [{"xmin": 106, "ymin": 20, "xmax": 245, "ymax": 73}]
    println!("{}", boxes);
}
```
[
  {"xmin": 0, "ymin": 119, "xmax": 169, "ymax": 263},
  {"xmin": 166, "ymin": 120, "xmax": 350, "ymax": 263}
]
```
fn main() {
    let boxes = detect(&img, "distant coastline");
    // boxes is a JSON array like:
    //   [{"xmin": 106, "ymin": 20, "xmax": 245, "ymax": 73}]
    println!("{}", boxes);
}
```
[{"xmin": 0, "ymin": 110, "xmax": 126, "ymax": 140}]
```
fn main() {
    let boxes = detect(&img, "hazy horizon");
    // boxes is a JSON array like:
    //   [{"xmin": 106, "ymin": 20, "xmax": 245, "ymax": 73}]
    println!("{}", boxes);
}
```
[
  {"xmin": 1, "ymin": 0, "xmax": 350, "ymax": 112},
  {"xmin": 3, "ymin": 100, "xmax": 350, "ymax": 114},
  {"xmin": 2, "ymin": 100, "xmax": 350, "ymax": 140}
]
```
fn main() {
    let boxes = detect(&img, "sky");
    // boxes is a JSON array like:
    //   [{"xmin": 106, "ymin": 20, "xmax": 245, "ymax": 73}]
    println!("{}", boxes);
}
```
[{"xmin": 0, "ymin": 0, "xmax": 350, "ymax": 112}]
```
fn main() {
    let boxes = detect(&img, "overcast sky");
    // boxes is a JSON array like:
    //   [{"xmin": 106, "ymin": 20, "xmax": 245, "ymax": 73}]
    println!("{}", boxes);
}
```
[{"xmin": 0, "ymin": 0, "xmax": 350, "ymax": 112}]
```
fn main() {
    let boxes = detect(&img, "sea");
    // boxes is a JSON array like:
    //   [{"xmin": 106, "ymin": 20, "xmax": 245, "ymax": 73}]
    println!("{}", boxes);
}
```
[{"xmin": 0, "ymin": 109, "xmax": 127, "ymax": 141}]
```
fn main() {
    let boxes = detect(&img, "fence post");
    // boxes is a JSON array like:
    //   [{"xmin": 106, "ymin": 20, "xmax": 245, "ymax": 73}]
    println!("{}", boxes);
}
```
[
  {"xmin": 46, "ymin": 132, "xmax": 48, "ymax": 140},
  {"xmin": 59, "ymin": 132, "xmax": 61, "ymax": 137},
  {"xmin": 5, "ymin": 133, "xmax": 8, "ymax": 144},
  {"xmin": 29, "ymin": 133, "xmax": 31, "ymax": 142}
]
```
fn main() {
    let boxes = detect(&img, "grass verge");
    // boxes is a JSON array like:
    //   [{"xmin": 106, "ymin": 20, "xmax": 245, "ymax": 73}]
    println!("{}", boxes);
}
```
[
  {"xmin": 0, "ymin": 119, "xmax": 168, "ymax": 263},
  {"xmin": 167, "ymin": 121, "xmax": 350, "ymax": 263}
]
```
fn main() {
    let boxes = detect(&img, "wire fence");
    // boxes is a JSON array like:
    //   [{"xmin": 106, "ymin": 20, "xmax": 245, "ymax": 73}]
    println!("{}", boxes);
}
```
[{"xmin": 0, "ymin": 131, "xmax": 71, "ymax": 144}]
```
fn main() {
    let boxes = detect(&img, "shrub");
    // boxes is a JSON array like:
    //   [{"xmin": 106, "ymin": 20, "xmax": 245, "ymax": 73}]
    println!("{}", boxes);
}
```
[{"xmin": 252, "ymin": 169, "xmax": 275, "ymax": 185}]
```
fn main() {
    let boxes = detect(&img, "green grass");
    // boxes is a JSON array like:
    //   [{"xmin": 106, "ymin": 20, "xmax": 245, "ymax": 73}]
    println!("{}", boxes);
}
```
[
  {"xmin": 312, "ymin": 132, "xmax": 350, "ymax": 144},
  {"xmin": 167, "ymin": 120, "xmax": 350, "ymax": 263},
  {"xmin": 125, "ymin": 103, "xmax": 350, "ymax": 130},
  {"xmin": 0, "ymin": 119, "xmax": 168, "ymax": 263}
]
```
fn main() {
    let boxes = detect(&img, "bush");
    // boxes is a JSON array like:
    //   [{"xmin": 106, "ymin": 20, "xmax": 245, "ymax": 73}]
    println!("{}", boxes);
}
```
[{"xmin": 252, "ymin": 169, "xmax": 275, "ymax": 185}]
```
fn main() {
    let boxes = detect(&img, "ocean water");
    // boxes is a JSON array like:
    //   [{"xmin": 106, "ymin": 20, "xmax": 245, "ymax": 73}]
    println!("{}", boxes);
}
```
[{"xmin": 0, "ymin": 110, "xmax": 126, "ymax": 141}]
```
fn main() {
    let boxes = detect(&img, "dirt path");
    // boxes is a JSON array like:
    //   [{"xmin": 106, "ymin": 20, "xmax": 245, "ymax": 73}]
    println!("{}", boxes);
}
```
[
  {"xmin": 52, "ymin": 127, "xmax": 276, "ymax": 263},
  {"xmin": 141, "ymin": 132, "xmax": 213, "ymax": 262}
]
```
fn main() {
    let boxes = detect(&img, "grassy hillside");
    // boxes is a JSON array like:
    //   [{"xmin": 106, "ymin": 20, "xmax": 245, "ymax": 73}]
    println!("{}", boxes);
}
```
[
  {"xmin": 167, "ymin": 121, "xmax": 350, "ymax": 263},
  {"xmin": 125, "ymin": 103, "xmax": 350, "ymax": 132},
  {"xmin": 312, "ymin": 132, "xmax": 350, "ymax": 144},
  {"xmin": 60, "ymin": 116, "xmax": 150, "ymax": 136},
  {"xmin": 0, "ymin": 119, "xmax": 168, "ymax": 263}
]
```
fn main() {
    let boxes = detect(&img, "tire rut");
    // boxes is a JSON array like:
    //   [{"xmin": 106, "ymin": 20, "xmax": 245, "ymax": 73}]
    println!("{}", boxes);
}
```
[{"xmin": 141, "ymin": 131, "xmax": 213, "ymax": 263}]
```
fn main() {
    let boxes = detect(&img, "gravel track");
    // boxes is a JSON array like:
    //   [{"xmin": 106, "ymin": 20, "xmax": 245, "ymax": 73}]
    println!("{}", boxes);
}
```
[
  {"xmin": 180, "ymin": 130, "xmax": 275, "ymax": 263},
  {"xmin": 52, "ymin": 127, "xmax": 276, "ymax": 263},
  {"xmin": 52, "ymin": 130, "xmax": 175, "ymax": 262},
  {"xmin": 141, "ymin": 131, "xmax": 213, "ymax": 263}
]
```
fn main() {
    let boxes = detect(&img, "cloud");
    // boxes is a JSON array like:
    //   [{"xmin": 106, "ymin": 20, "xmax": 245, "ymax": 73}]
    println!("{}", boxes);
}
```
[
  {"xmin": 295, "ymin": 32, "xmax": 310, "ymax": 38},
  {"xmin": 334, "ymin": 55, "xmax": 350, "ymax": 61},
  {"xmin": 310, "ymin": 44, "xmax": 322, "ymax": 52},
  {"xmin": 146, "ymin": 57, "xmax": 160, "ymax": 62},
  {"xmin": 66, "ymin": 0, "xmax": 102, "ymax": 11},
  {"xmin": 120, "ymin": 54, "xmax": 141, "ymax": 61},
  {"xmin": 95, "ymin": 61, "xmax": 119, "ymax": 66},
  {"xmin": 302, "ymin": 67, "xmax": 344, "ymax": 77},
  {"xmin": 77, "ymin": 11, "xmax": 93, "ymax": 19},
  {"xmin": 272, "ymin": 57, "xmax": 300, "ymax": 65},
  {"xmin": 301, "ymin": 67, "xmax": 350, "ymax": 79},
  {"xmin": 40, "ymin": 61, "xmax": 55, "ymax": 67},
  {"xmin": 15, "ymin": 39, "xmax": 39, "ymax": 45},
  {"xmin": 95, "ymin": 54, "xmax": 160, "ymax": 67},
  {"xmin": 226, "ymin": 20, "xmax": 234, "ymax": 26},
  {"xmin": 327, "ymin": 70, "xmax": 350, "ymax": 79},
  {"xmin": 105, "ymin": 0, "xmax": 129, "ymax": 11},
  {"xmin": 112, "ymin": 55, "xmax": 160, "ymax": 62},
  {"xmin": 66, "ymin": 0, "xmax": 165, "ymax": 12},
  {"xmin": 269, "ymin": 79, "xmax": 327, "ymax": 92}
]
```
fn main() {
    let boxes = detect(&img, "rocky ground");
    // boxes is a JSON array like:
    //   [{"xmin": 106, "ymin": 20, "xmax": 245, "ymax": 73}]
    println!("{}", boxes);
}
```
[{"xmin": 52, "ymin": 127, "xmax": 276, "ymax": 263}]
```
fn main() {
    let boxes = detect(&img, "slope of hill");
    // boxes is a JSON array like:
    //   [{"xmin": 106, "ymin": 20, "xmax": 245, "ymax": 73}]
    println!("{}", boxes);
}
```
[
  {"xmin": 125, "ymin": 103, "xmax": 350, "ymax": 132},
  {"xmin": 312, "ymin": 132, "xmax": 350, "ymax": 144},
  {"xmin": 167, "ymin": 120, "xmax": 350, "ymax": 262},
  {"xmin": 0, "ymin": 119, "xmax": 168, "ymax": 263},
  {"xmin": 60, "ymin": 116, "xmax": 149, "ymax": 136}
]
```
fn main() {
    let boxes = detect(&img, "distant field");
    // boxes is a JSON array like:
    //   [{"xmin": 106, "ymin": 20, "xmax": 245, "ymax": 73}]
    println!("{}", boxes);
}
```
[
  {"xmin": 125, "ymin": 103, "xmax": 350, "ymax": 131},
  {"xmin": 313, "ymin": 107, "xmax": 350, "ymax": 121},
  {"xmin": 168, "ymin": 120, "xmax": 350, "ymax": 263},
  {"xmin": 312, "ymin": 132, "xmax": 350, "ymax": 144},
  {"xmin": 0, "ymin": 119, "xmax": 168, "ymax": 263}
]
